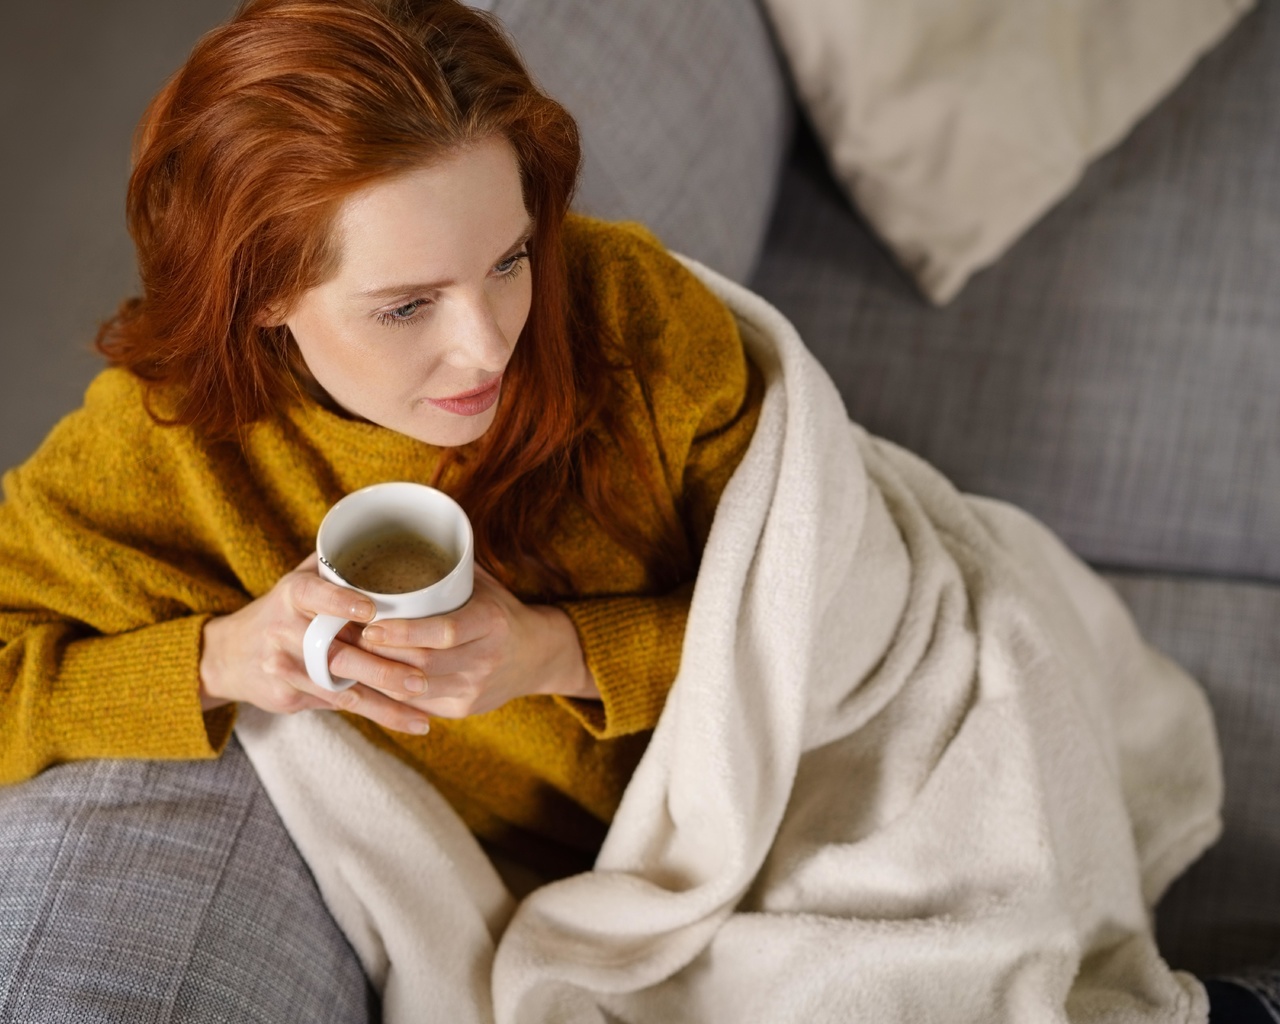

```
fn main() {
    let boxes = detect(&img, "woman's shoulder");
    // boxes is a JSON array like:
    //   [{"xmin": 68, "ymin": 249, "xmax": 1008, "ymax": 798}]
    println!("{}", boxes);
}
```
[
  {"xmin": 563, "ymin": 213, "xmax": 718, "ymax": 315},
  {"xmin": 563, "ymin": 213, "xmax": 673, "ymax": 266},
  {"xmin": 6, "ymin": 368, "xmax": 197, "ymax": 493},
  {"xmin": 33, "ymin": 367, "xmax": 156, "ymax": 454},
  {"xmin": 82, "ymin": 364, "xmax": 149, "ymax": 409},
  {"xmin": 562, "ymin": 214, "xmax": 747, "ymax": 396},
  {"xmin": 58, "ymin": 367, "xmax": 186, "ymax": 448}
]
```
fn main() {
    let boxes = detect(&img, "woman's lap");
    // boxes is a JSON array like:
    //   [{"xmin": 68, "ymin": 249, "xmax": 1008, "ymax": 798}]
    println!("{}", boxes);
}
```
[
  {"xmin": 7, "ymin": 744, "xmax": 1274, "ymax": 1024},
  {"xmin": 0, "ymin": 738, "xmax": 376, "ymax": 1024}
]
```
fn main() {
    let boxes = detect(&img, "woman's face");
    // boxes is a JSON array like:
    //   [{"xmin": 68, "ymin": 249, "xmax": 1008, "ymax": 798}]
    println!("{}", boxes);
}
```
[{"xmin": 282, "ymin": 136, "xmax": 533, "ymax": 448}]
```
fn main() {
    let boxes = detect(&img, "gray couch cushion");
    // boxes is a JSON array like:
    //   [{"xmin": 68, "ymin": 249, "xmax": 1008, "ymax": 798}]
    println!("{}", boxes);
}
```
[
  {"xmin": 1105, "ymin": 573, "xmax": 1280, "ymax": 978},
  {"xmin": 0, "ymin": 739, "xmax": 374, "ymax": 1023},
  {"xmin": 476, "ymin": 0, "xmax": 793, "ymax": 284},
  {"xmin": 753, "ymin": 3, "xmax": 1280, "ymax": 580}
]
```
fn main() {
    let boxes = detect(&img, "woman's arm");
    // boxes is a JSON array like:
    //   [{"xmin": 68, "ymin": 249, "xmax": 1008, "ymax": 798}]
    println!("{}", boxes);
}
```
[
  {"xmin": 0, "ymin": 377, "xmax": 243, "ymax": 782},
  {"xmin": 553, "ymin": 353, "xmax": 764, "ymax": 740},
  {"xmin": 551, "ymin": 221, "xmax": 766, "ymax": 738},
  {"xmin": 0, "ymin": 612, "xmax": 231, "ymax": 783},
  {"xmin": 545, "ymin": 222, "xmax": 768, "ymax": 739},
  {"xmin": 0, "ymin": 370, "xmax": 435, "ymax": 782}
]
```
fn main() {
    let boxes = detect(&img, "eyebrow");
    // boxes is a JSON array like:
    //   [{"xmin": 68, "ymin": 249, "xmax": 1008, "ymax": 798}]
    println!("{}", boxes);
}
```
[{"xmin": 357, "ymin": 219, "xmax": 535, "ymax": 301}]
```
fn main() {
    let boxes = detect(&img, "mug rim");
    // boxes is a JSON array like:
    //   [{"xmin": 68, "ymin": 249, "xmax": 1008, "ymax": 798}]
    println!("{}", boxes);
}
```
[{"xmin": 315, "ymin": 481, "xmax": 474, "ymax": 598}]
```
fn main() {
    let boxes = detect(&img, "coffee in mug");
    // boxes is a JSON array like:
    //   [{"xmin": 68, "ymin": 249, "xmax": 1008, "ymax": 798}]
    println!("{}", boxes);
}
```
[{"xmin": 331, "ymin": 528, "xmax": 455, "ymax": 594}]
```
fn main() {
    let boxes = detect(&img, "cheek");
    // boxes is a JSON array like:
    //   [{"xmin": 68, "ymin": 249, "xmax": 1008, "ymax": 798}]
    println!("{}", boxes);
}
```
[
  {"xmin": 499, "ymin": 275, "xmax": 533, "ymax": 343},
  {"xmin": 285, "ymin": 313, "xmax": 364, "ymax": 400}
]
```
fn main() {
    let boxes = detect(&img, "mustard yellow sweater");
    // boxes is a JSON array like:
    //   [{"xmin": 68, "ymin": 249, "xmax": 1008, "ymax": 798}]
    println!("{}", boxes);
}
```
[{"xmin": 0, "ymin": 216, "xmax": 760, "ymax": 873}]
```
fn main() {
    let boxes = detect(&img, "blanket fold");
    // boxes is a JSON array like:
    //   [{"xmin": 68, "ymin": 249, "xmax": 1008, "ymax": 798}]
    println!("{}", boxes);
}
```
[{"xmin": 237, "ymin": 257, "xmax": 1222, "ymax": 1024}]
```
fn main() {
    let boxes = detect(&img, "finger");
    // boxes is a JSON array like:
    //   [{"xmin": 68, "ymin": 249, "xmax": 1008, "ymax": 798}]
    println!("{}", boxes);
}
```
[
  {"xmin": 400, "ymin": 674, "xmax": 482, "ymax": 720},
  {"xmin": 399, "ymin": 670, "xmax": 473, "ymax": 703},
  {"xmin": 336, "ymin": 621, "xmax": 366, "ymax": 647},
  {"xmin": 329, "ymin": 681, "xmax": 433, "ymax": 735},
  {"xmin": 327, "ymin": 640, "xmax": 429, "ymax": 699},
  {"xmin": 359, "ymin": 640, "xmax": 475, "ymax": 681},
  {"xmin": 258, "ymin": 651, "xmax": 352, "ymax": 714},
  {"xmin": 294, "ymin": 551, "xmax": 320, "ymax": 573},
  {"xmin": 267, "ymin": 652, "xmax": 432, "ymax": 734},
  {"xmin": 359, "ymin": 608, "xmax": 484, "ymax": 650},
  {"xmin": 289, "ymin": 573, "xmax": 377, "ymax": 623}
]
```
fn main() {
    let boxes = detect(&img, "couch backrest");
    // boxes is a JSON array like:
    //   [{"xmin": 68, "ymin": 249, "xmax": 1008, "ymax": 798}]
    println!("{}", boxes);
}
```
[{"xmin": 474, "ymin": 0, "xmax": 794, "ymax": 283}]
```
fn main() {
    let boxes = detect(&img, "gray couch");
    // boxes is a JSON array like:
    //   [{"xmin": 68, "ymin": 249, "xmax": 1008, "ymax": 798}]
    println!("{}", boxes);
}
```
[{"xmin": 2, "ymin": 0, "xmax": 1276, "ymax": 999}]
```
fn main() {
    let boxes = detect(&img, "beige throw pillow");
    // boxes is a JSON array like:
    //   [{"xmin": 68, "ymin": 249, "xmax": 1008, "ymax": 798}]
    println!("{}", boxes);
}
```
[{"xmin": 759, "ymin": 0, "xmax": 1254, "ymax": 304}]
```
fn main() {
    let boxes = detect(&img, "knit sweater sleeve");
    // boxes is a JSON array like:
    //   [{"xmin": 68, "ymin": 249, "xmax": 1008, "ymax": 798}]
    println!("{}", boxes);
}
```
[
  {"xmin": 0, "ymin": 371, "xmax": 250, "ymax": 784},
  {"xmin": 557, "ymin": 366, "xmax": 763, "ymax": 740},
  {"xmin": 554, "ymin": 219, "xmax": 763, "ymax": 739},
  {"xmin": 0, "ymin": 617, "xmax": 234, "ymax": 782}
]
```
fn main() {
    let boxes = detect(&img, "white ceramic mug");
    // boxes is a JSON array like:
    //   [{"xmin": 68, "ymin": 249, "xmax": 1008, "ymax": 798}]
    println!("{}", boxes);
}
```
[{"xmin": 303, "ymin": 482, "xmax": 474, "ymax": 692}]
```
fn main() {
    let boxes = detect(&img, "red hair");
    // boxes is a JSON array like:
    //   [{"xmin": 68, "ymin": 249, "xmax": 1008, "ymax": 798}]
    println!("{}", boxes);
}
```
[{"xmin": 97, "ymin": 0, "xmax": 686, "ymax": 594}]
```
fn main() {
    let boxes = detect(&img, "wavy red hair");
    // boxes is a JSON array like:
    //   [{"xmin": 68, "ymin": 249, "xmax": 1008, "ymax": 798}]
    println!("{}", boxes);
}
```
[{"xmin": 97, "ymin": 0, "xmax": 687, "ymax": 594}]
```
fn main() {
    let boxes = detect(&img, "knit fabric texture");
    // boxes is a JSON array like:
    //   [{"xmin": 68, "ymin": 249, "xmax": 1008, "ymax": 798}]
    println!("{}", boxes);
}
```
[{"xmin": 0, "ymin": 215, "xmax": 762, "ymax": 872}]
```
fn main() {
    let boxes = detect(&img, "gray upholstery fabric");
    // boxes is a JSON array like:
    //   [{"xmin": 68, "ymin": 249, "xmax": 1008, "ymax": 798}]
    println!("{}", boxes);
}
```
[
  {"xmin": 0, "ymin": 739, "xmax": 375, "ymax": 1023},
  {"xmin": 752, "ymin": 3, "xmax": 1280, "ymax": 581},
  {"xmin": 1106, "ymin": 573, "xmax": 1280, "ymax": 977},
  {"xmin": 475, "ymin": 0, "xmax": 793, "ymax": 284}
]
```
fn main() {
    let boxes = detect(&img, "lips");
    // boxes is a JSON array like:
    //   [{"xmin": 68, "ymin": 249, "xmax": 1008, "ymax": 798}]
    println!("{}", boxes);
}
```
[{"xmin": 424, "ymin": 374, "xmax": 503, "ymax": 417}]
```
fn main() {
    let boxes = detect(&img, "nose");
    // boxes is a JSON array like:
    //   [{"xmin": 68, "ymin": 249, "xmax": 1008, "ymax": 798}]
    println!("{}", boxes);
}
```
[{"xmin": 441, "ymin": 288, "xmax": 513, "ymax": 373}]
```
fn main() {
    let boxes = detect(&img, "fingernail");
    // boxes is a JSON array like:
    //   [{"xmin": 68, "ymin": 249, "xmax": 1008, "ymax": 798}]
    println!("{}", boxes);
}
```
[
  {"xmin": 410, "ymin": 718, "xmax": 430, "ymax": 735},
  {"xmin": 405, "ymin": 673, "xmax": 427, "ymax": 695},
  {"xmin": 353, "ymin": 600, "xmax": 376, "ymax": 620},
  {"xmin": 362, "ymin": 624, "xmax": 385, "ymax": 642}
]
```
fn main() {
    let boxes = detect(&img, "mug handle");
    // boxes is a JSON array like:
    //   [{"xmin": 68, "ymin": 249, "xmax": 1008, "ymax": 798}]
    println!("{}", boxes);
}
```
[{"xmin": 303, "ymin": 614, "xmax": 359, "ymax": 692}]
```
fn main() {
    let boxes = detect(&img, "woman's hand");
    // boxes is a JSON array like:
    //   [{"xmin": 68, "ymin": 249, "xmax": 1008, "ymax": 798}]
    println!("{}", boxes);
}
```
[
  {"xmin": 199, "ymin": 554, "xmax": 434, "ymax": 735},
  {"xmin": 355, "ymin": 564, "xmax": 598, "ymax": 719}
]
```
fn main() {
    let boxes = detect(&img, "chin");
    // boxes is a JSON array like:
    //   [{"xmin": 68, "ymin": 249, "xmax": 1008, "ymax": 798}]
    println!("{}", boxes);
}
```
[{"xmin": 409, "ymin": 405, "xmax": 499, "ymax": 448}]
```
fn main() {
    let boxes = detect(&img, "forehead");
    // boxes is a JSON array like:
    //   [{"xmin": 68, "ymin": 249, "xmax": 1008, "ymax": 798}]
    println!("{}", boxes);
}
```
[{"xmin": 330, "ymin": 137, "xmax": 529, "ymax": 286}]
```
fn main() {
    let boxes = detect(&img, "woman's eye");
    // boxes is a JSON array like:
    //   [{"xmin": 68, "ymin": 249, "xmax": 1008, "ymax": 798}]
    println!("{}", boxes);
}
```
[
  {"xmin": 495, "ymin": 250, "xmax": 529, "ymax": 277},
  {"xmin": 377, "ymin": 299, "xmax": 427, "ymax": 327}
]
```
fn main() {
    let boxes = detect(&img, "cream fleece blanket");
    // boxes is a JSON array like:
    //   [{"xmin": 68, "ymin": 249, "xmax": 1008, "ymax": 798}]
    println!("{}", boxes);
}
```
[{"xmin": 236, "ymin": 258, "xmax": 1223, "ymax": 1024}]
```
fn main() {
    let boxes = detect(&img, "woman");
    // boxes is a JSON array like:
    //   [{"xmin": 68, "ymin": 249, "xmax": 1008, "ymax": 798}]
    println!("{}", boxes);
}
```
[
  {"xmin": 0, "ymin": 0, "xmax": 757, "ymax": 1016},
  {"xmin": 2, "ymin": 3, "xmax": 1273, "ymax": 1023}
]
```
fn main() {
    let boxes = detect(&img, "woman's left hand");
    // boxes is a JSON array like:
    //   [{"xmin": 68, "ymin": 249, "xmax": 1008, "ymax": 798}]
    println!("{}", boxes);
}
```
[{"xmin": 354, "ymin": 565, "xmax": 598, "ymax": 719}]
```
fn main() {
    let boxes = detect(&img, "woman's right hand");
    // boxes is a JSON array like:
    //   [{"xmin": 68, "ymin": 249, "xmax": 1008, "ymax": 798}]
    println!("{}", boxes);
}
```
[{"xmin": 198, "ymin": 554, "xmax": 434, "ymax": 735}]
